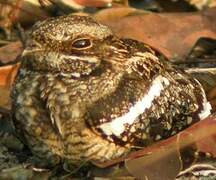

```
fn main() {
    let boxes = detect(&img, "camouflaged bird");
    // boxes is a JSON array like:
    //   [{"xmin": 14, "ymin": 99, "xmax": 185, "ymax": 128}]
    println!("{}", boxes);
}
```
[{"xmin": 11, "ymin": 15, "xmax": 212, "ymax": 167}]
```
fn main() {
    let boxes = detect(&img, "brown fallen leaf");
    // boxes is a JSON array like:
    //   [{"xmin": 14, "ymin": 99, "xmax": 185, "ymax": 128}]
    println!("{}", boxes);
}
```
[
  {"xmin": 208, "ymin": 86, "xmax": 216, "ymax": 100},
  {"xmin": 0, "ymin": 41, "xmax": 22, "ymax": 64},
  {"xmin": 0, "ymin": 63, "xmax": 20, "ymax": 87},
  {"xmin": 0, "ymin": 63, "xmax": 20, "ymax": 109},
  {"xmin": 0, "ymin": 86, "xmax": 11, "ymax": 110},
  {"xmin": 94, "ymin": 7, "xmax": 216, "ymax": 59},
  {"xmin": 0, "ymin": 0, "xmax": 50, "ymax": 31},
  {"xmin": 125, "ymin": 141, "xmax": 183, "ymax": 180}
]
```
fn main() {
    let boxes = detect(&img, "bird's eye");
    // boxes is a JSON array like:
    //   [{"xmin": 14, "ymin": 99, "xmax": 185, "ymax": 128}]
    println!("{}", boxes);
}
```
[{"xmin": 72, "ymin": 38, "xmax": 92, "ymax": 49}]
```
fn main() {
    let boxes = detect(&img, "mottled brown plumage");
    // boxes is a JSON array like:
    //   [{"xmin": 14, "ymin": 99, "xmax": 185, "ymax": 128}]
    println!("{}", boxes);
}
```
[{"xmin": 11, "ymin": 15, "xmax": 211, "ymax": 168}]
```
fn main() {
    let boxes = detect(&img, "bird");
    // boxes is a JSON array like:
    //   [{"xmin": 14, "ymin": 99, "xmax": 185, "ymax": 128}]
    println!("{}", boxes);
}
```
[{"xmin": 11, "ymin": 14, "xmax": 212, "ymax": 168}]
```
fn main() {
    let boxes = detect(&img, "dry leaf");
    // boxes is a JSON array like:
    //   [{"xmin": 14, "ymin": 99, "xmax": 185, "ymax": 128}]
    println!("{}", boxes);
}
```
[
  {"xmin": 0, "ymin": 41, "xmax": 22, "ymax": 64},
  {"xmin": 0, "ymin": 0, "xmax": 50, "ymax": 29},
  {"xmin": 0, "ymin": 63, "xmax": 20, "ymax": 109},
  {"xmin": 0, "ymin": 63, "xmax": 20, "ymax": 87}
]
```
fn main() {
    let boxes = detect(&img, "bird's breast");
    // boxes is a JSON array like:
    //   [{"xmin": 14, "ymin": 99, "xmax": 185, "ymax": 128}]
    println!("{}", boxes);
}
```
[{"xmin": 86, "ymin": 72, "xmax": 211, "ymax": 147}]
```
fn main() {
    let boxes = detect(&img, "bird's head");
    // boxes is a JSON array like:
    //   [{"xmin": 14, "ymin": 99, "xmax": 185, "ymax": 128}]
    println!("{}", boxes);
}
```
[{"xmin": 22, "ymin": 15, "xmax": 122, "ymax": 78}]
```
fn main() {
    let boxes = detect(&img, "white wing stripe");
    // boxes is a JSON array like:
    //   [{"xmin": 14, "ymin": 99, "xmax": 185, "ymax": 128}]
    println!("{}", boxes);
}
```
[{"xmin": 99, "ymin": 75, "xmax": 170, "ymax": 136}]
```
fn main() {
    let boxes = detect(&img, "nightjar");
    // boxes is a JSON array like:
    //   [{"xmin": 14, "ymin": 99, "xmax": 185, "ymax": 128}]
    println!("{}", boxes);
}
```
[{"xmin": 11, "ymin": 15, "xmax": 212, "ymax": 167}]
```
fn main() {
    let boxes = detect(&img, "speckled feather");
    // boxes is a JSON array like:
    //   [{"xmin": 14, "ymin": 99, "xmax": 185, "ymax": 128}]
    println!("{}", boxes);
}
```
[{"xmin": 11, "ymin": 15, "xmax": 211, "ymax": 167}]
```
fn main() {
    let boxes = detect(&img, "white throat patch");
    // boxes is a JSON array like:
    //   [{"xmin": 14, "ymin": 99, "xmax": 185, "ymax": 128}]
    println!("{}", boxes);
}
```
[{"xmin": 99, "ymin": 75, "xmax": 170, "ymax": 137}]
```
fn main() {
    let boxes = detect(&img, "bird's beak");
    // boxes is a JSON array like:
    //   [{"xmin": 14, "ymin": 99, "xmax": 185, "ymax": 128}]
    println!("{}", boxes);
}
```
[
  {"xmin": 22, "ymin": 39, "xmax": 44, "ymax": 57},
  {"xmin": 22, "ymin": 48, "xmax": 43, "ymax": 57}
]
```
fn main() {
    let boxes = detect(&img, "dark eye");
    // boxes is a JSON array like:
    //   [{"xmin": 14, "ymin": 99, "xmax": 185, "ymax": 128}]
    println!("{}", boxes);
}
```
[{"xmin": 72, "ymin": 38, "xmax": 92, "ymax": 49}]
